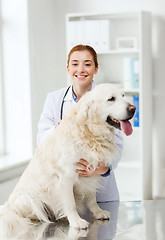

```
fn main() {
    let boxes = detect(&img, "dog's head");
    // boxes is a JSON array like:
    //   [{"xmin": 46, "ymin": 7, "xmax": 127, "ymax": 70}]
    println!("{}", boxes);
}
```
[{"xmin": 76, "ymin": 83, "xmax": 136, "ymax": 136}]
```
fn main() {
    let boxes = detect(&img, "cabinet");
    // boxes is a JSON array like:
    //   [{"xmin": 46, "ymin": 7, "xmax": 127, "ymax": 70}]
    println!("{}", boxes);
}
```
[{"xmin": 66, "ymin": 12, "xmax": 152, "ymax": 200}]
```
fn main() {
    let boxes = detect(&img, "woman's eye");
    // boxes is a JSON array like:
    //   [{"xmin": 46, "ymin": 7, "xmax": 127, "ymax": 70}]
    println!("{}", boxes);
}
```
[
  {"xmin": 72, "ymin": 64, "xmax": 78, "ymax": 66},
  {"xmin": 108, "ymin": 97, "xmax": 115, "ymax": 102},
  {"xmin": 85, "ymin": 64, "xmax": 91, "ymax": 67}
]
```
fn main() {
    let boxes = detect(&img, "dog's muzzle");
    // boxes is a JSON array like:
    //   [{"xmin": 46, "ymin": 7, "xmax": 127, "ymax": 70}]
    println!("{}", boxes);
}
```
[{"xmin": 106, "ymin": 104, "xmax": 136, "ymax": 136}]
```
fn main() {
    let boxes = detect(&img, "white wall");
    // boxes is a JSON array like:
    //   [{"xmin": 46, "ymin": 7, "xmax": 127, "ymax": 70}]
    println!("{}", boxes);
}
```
[{"xmin": 28, "ymin": 0, "xmax": 165, "ymax": 199}]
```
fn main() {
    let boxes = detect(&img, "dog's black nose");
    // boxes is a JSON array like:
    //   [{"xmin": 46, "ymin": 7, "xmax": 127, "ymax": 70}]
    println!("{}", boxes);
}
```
[{"xmin": 128, "ymin": 104, "xmax": 136, "ymax": 115}]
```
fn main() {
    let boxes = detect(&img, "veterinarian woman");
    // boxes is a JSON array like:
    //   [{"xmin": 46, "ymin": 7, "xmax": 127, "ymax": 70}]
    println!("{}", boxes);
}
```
[{"xmin": 37, "ymin": 44, "xmax": 123, "ymax": 202}]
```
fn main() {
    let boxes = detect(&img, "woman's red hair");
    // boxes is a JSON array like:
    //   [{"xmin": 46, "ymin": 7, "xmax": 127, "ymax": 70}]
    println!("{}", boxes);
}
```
[{"xmin": 67, "ymin": 44, "xmax": 98, "ymax": 68}]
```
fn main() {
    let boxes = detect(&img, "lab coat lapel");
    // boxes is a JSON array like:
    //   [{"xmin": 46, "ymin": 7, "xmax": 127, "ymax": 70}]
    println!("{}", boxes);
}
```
[{"xmin": 62, "ymin": 86, "xmax": 75, "ymax": 117}]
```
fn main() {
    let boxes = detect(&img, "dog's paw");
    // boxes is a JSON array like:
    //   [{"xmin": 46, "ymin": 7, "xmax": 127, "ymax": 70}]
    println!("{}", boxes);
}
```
[
  {"xmin": 68, "ymin": 227, "xmax": 89, "ymax": 239},
  {"xmin": 93, "ymin": 210, "xmax": 110, "ymax": 220},
  {"xmin": 70, "ymin": 218, "xmax": 89, "ymax": 230}
]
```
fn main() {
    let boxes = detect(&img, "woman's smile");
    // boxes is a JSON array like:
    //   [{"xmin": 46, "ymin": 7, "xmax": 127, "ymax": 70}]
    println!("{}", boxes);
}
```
[{"xmin": 75, "ymin": 74, "xmax": 88, "ymax": 80}]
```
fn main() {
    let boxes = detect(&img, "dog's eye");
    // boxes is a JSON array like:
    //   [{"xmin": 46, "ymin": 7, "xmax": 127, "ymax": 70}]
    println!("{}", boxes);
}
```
[
  {"xmin": 122, "ymin": 94, "xmax": 125, "ymax": 97},
  {"xmin": 108, "ymin": 97, "xmax": 115, "ymax": 102}
]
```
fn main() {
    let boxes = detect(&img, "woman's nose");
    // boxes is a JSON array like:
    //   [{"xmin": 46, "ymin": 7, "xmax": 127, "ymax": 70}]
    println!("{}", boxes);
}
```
[{"xmin": 77, "ymin": 64, "xmax": 85, "ymax": 73}]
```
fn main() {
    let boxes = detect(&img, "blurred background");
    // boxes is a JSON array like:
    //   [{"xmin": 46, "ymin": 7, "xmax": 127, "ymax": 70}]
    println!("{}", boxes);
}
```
[{"xmin": 0, "ymin": 0, "xmax": 165, "ymax": 204}]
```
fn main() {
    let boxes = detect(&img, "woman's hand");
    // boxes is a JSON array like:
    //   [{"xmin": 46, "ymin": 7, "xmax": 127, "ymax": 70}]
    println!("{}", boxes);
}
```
[{"xmin": 76, "ymin": 159, "xmax": 109, "ymax": 177}]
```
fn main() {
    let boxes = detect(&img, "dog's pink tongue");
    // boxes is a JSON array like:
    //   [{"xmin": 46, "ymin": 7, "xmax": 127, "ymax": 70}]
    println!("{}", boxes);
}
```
[{"xmin": 120, "ymin": 120, "xmax": 133, "ymax": 136}]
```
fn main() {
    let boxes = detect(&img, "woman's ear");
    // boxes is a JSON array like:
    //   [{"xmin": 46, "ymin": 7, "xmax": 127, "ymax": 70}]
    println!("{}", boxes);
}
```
[
  {"xmin": 67, "ymin": 65, "xmax": 69, "ymax": 73},
  {"xmin": 95, "ymin": 66, "xmax": 99, "ymax": 75}
]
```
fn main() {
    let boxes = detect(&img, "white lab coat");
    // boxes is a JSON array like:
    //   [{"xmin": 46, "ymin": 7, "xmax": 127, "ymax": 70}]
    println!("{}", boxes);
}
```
[{"xmin": 37, "ymin": 84, "xmax": 123, "ymax": 202}]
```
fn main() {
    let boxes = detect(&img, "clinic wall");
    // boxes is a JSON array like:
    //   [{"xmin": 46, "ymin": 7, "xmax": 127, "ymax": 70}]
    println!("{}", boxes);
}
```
[
  {"xmin": 28, "ymin": 0, "xmax": 165, "ymax": 198},
  {"xmin": 28, "ymin": 0, "xmax": 59, "ymax": 150},
  {"xmin": 27, "ymin": 0, "xmax": 109, "ymax": 149}
]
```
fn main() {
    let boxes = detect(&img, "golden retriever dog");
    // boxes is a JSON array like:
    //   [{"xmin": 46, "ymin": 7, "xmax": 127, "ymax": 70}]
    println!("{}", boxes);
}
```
[{"xmin": 0, "ymin": 84, "xmax": 135, "ymax": 238}]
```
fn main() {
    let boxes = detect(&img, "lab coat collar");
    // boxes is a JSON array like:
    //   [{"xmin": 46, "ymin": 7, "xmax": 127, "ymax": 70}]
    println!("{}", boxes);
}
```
[{"xmin": 64, "ymin": 80, "xmax": 96, "ymax": 102}]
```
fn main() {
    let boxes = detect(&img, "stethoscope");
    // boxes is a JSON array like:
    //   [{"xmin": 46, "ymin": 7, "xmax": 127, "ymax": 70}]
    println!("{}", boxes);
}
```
[
  {"xmin": 60, "ymin": 85, "xmax": 71, "ymax": 120},
  {"xmin": 60, "ymin": 80, "xmax": 94, "ymax": 119}
]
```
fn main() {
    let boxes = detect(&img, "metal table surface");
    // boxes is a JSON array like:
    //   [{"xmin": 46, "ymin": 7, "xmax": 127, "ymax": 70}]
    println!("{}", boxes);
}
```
[{"xmin": 6, "ymin": 200, "xmax": 165, "ymax": 240}]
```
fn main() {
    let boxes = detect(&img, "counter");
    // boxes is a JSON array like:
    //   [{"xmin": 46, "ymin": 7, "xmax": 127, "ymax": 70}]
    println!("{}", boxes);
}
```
[{"xmin": 5, "ymin": 200, "xmax": 165, "ymax": 240}]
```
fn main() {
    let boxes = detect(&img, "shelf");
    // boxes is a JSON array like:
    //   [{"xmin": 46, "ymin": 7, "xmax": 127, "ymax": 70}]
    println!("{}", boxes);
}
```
[
  {"xmin": 118, "ymin": 161, "xmax": 141, "ymax": 169},
  {"xmin": 97, "ymin": 49, "xmax": 140, "ymax": 55},
  {"xmin": 66, "ymin": 11, "xmax": 152, "ymax": 200},
  {"xmin": 66, "ymin": 11, "xmax": 140, "ymax": 20},
  {"xmin": 133, "ymin": 125, "xmax": 140, "ymax": 129},
  {"xmin": 123, "ymin": 89, "xmax": 140, "ymax": 95}
]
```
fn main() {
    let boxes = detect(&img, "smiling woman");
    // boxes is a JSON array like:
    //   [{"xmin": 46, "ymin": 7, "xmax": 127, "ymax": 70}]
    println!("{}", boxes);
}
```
[{"xmin": 67, "ymin": 45, "xmax": 98, "ymax": 101}]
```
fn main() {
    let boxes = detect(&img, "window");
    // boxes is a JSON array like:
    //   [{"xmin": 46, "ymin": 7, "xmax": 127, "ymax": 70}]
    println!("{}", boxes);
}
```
[
  {"xmin": 0, "ymin": 0, "xmax": 32, "ymax": 166},
  {"xmin": 0, "ymin": 70, "xmax": 5, "ymax": 156}
]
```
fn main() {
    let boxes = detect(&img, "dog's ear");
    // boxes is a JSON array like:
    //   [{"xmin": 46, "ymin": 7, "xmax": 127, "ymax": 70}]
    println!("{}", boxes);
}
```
[{"xmin": 76, "ymin": 92, "xmax": 96, "ymax": 124}]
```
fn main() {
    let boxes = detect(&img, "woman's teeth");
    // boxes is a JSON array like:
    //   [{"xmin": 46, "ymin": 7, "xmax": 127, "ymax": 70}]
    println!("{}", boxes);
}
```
[{"xmin": 75, "ymin": 75, "xmax": 87, "ymax": 78}]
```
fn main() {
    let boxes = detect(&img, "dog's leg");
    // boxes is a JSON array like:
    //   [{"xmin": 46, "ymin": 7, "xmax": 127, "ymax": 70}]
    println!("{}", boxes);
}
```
[
  {"xmin": 86, "ymin": 193, "xmax": 110, "ymax": 220},
  {"xmin": 61, "ymin": 179, "xmax": 89, "ymax": 229}
]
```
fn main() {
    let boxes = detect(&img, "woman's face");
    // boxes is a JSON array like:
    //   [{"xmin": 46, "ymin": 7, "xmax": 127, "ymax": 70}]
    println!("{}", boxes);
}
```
[{"xmin": 67, "ymin": 50, "xmax": 98, "ymax": 88}]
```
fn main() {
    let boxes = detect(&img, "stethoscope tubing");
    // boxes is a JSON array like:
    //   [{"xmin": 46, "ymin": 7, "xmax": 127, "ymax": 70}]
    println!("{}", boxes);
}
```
[{"xmin": 60, "ymin": 85, "xmax": 71, "ymax": 120}]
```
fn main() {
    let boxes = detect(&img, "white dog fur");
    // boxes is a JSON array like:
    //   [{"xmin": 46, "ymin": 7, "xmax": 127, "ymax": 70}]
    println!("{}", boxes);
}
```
[{"xmin": 0, "ymin": 84, "xmax": 135, "ymax": 238}]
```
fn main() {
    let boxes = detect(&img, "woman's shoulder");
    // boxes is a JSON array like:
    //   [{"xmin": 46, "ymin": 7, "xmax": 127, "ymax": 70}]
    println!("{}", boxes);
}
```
[{"xmin": 47, "ymin": 86, "xmax": 70, "ymax": 100}]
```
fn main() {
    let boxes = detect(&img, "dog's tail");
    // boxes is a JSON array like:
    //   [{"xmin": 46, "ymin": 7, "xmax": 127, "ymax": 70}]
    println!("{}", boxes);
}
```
[{"xmin": 0, "ymin": 205, "xmax": 31, "ymax": 238}]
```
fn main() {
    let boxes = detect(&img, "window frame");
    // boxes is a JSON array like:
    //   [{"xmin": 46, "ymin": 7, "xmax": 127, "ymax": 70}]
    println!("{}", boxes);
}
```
[{"xmin": 0, "ymin": 9, "xmax": 5, "ymax": 156}]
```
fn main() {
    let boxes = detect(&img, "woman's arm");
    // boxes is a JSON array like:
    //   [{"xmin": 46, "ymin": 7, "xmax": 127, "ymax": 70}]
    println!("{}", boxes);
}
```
[
  {"xmin": 76, "ymin": 130, "xmax": 124, "ymax": 177},
  {"xmin": 37, "ymin": 93, "xmax": 58, "ymax": 146}
]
